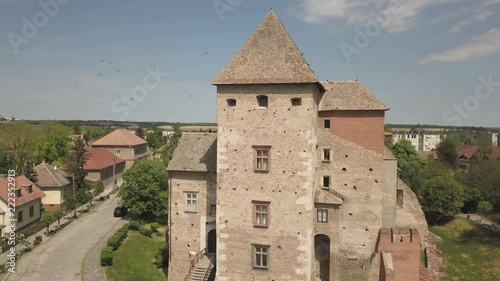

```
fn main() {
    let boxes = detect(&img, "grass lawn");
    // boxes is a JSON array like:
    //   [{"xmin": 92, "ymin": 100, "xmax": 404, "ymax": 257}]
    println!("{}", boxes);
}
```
[
  {"xmin": 430, "ymin": 217, "xmax": 500, "ymax": 281},
  {"xmin": 106, "ymin": 231, "xmax": 166, "ymax": 281}
]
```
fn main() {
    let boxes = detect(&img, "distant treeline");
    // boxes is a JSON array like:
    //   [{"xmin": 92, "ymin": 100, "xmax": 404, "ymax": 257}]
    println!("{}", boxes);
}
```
[
  {"xmin": 386, "ymin": 124, "xmax": 500, "ymax": 133},
  {"xmin": 17, "ymin": 120, "xmax": 217, "ymax": 130}
]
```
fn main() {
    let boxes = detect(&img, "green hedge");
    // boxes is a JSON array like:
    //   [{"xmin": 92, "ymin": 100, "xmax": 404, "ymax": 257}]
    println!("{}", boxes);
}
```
[
  {"xmin": 139, "ymin": 225, "xmax": 153, "ymax": 237},
  {"xmin": 150, "ymin": 223, "xmax": 161, "ymax": 232},
  {"xmin": 107, "ymin": 232, "xmax": 125, "ymax": 250},
  {"xmin": 154, "ymin": 246, "xmax": 169, "ymax": 268},
  {"xmin": 100, "ymin": 247, "xmax": 114, "ymax": 266},
  {"xmin": 129, "ymin": 221, "xmax": 141, "ymax": 231}
]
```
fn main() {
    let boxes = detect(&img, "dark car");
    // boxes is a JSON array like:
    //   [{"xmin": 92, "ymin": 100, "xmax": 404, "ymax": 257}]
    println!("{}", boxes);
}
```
[{"xmin": 113, "ymin": 206, "xmax": 128, "ymax": 217}]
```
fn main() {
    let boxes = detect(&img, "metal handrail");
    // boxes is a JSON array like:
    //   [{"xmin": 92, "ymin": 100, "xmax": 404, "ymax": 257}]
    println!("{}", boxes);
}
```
[
  {"xmin": 202, "ymin": 255, "xmax": 216, "ymax": 281},
  {"xmin": 183, "ymin": 248, "xmax": 206, "ymax": 281}
]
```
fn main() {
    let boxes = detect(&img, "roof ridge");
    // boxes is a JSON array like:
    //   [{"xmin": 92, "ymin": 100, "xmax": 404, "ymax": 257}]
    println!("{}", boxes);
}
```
[{"xmin": 44, "ymin": 163, "xmax": 63, "ymax": 186}]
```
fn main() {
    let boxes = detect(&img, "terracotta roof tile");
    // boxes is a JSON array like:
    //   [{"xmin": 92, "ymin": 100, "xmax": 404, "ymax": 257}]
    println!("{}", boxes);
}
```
[
  {"xmin": 84, "ymin": 148, "xmax": 126, "ymax": 171},
  {"xmin": 167, "ymin": 133, "xmax": 217, "ymax": 172},
  {"xmin": 213, "ymin": 11, "xmax": 318, "ymax": 85},
  {"xmin": 34, "ymin": 162, "xmax": 70, "ymax": 187},
  {"xmin": 91, "ymin": 129, "xmax": 147, "ymax": 146},
  {"xmin": 0, "ymin": 175, "xmax": 45, "ymax": 206},
  {"xmin": 318, "ymin": 81, "xmax": 388, "ymax": 111},
  {"xmin": 457, "ymin": 145, "xmax": 500, "ymax": 160}
]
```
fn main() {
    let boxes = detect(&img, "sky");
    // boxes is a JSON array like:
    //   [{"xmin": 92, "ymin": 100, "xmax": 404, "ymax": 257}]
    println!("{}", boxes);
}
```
[{"xmin": 0, "ymin": 0, "xmax": 499, "ymax": 127}]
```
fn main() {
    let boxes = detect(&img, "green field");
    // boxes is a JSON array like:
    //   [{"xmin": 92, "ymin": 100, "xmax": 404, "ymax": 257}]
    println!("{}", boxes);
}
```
[
  {"xmin": 430, "ymin": 217, "xmax": 500, "ymax": 281},
  {"xmin": 106, "ymin": 231, "xmax": 166, "ymax": 281}
]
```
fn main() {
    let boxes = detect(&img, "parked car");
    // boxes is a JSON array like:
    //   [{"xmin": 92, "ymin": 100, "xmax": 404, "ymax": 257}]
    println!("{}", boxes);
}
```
[{"xmin": 113, "ymin": 206, "xmax": 128, "ymax": 217}]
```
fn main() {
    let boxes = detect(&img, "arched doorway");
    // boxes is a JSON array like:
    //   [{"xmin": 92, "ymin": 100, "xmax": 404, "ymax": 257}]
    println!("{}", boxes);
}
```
[
  {"xmin": 207, "ymin": 230, "xmax": 216, "ymax": 254},
  {"xmin": 315, "ymin": 234, "xmax": 330, "ymax": 281}
]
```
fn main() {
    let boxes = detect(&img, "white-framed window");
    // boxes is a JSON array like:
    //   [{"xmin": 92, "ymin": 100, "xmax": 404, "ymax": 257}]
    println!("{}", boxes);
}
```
[
  {"xmin": 317, "ymin": 209, "xmax": 328, "ymax": 223},
  {"xmin": 186, "ymin": 192, "xmax": 198, "ymax": 212},
  {"xmin": 252, "ymin": 244, "xmax": 269, "ymax": 269},
  {"xmin": 253, "ymin": 201, "xmax": 270, "ymax": 227},
  {"xmin": 322, "ymin": 176, "xmax": 330, "ymax": 189}
]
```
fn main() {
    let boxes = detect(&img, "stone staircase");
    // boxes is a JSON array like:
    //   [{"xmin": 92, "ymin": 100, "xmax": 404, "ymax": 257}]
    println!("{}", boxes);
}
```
[{"xmin": 186, "ymin": 255, "xmax": 210, "ymax": 281}]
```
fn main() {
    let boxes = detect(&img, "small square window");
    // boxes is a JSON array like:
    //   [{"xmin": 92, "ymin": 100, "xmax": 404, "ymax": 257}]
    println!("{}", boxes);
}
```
[
  {"xmin": 317, "ymin": 209, "xmax": 328, "ymax": 223},
  {"xmin": 252, "ymin": 244, "xmax": 269, "ymax": 269},
  {"xmin": 16, "ymin": 189, "xmax": 22, "ymax": 198},
  {"xmin": 186, "ymin": 193, "xmax": 198, "ymax": 212},
  {"xmin": 323, "ymin": 149, "xmax": 331, "ymax": 162},
  {"xmin": 227, "ymin": 99, "xmax": 236, "ymax": 106},
  {"xmin": 323, "ymin": 176, "xmax": 330, "ymax": 189},
  {"xmin": 324, "ymin": 119, "xmax": 330, "ymax": 129},
  {"xmin": 291, "ymin": 98, "xmax": 302, "ymax": 106},
  {"xmin": 257, "ymin": 95, "xmax": 268, "ymax": 108}
]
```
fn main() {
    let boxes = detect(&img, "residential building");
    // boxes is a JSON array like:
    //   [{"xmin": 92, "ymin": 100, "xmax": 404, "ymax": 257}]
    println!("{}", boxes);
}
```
[
  {"xmin": 476, "ymin": 131, "xmax": 499, "ymax": 146},
  {"xmin": 34, "ymin": 162, "xmax": 73, "ymax": 210},
  {"xmin": 90, "ymin": 128, "xmax": 151, "ymax": 169},
  {"xmin": 457, "ymin": 145, "xmax": 500, "ymax": 168},
  {"xmin": 0, "ymin": 175, "xmax": 45, "ymax": 238},
  {"xmin": 167, "ymin": 11, "xmax": 430, "ymax": 281},
  {"xmin": 84, "ymin": 148, "xmax": 126, "ymax": 189},
  {"xmin": 392, "ymin": 129, "xmax": 446, "ymax": 151}
]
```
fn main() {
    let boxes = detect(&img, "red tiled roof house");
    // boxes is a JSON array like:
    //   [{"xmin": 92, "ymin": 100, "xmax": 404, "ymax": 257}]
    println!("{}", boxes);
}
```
[
  {"xmin": 84, "ymin": 148, "xmax": 126, "ymax": 189},
  {"xmin": 90, "ymin": 129, "xmax": 151, "ymax": 169},
  {"xmin": 0, "ymin": 175, "xmax": 45, "ymax": 238},
  {"xmin": 34, "ymin": 162, "xmax": 74, "ymax": 211}
]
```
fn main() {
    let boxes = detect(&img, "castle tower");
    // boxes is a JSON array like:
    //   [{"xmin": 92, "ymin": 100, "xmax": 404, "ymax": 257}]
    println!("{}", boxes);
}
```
[{"xmin": 213, "ymin": 11, "xmax": 323, "ymax": 280}]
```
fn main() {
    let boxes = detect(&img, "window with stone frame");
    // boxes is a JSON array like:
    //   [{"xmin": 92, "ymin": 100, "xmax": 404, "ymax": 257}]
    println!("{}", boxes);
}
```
[
  {"xmin": 252, "ymin": 244, "xmax": 270, "ymax": 269},
  {"xmin": 253, "ymin": 146, "xmax": 271, "ymax": 172},
  {"xmin": 322, "ymin": 176, "xmax": 330, "ymax": 189},
  {"xmin": 323, "ymin": 148, "xmax": 331, "ymax": 162},
  {"xmin": 317, "ymin": 208, "xmax": 328, "ymax": 223},
  {"xmin": 257, "ymin": 95, "xmax": 268, "ymax": 108},
  {"xmin": 253, "ymin": 201, "xmax": 270, "ymax": 227},
  {"xmin": 185, "ymin": 192, "xmax": 198, "ymax": 212}
]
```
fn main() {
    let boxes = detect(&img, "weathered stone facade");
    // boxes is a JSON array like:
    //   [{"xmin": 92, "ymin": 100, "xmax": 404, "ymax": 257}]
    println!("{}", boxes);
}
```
[{"xmin": 167, "ymin": 11, "xmax": 430, "ymax": 281}]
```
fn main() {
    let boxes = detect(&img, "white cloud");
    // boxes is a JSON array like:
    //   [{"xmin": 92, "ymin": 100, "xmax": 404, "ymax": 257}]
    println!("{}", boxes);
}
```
[
  {"xmin": 298, "ymin": 0, "xmax": 457, "ymax": 33},
  {"xmin": 419, "ymin": 28, "xmax": 500, "ymax": 64},
  {"xmin": 449, "ymin": 10, "xmax": 494, "ymax": 32}
]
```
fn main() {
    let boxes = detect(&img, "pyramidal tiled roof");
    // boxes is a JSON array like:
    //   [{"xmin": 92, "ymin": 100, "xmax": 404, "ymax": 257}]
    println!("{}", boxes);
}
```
[
  {"xmin": 91, "ymin": 129, "xmax": 147, "ymax": 146},
  {"xmin": 34, "ymin": 162, "xmax": 70, "ymax": 187},
  {"xmin": 318, "ymin": 81, "xmax": 389, "ymax": 111},
  {"xmin": 213, "ymin": 11, "xmax": 319, "ymax": 85}
]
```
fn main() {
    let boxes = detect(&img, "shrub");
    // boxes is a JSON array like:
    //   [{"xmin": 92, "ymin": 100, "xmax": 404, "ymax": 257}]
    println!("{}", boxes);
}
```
[
  {"xmin": 154, "ymin": 246, "xmax": 168, "ymax": 268},
  {"xmin": 139, "ymin": 225, "xmax": 153, "ymax": 237},
  {"xmin": 100, "ymin": 247, "xmax": 114, "ymax": 266},
  {"xmin": 117, "ymin": 228, "xmax": 128, "ymax": 239},
  {"xmin": 48, "ymin": 230, "xmax": 56, "ymax": 236},
  {"xmin": 150, "ymin": 222, "xmax": 161, "ymax": 232},
  {"xmin": 0, "ymin": 264, "xmax": 6, "ymax": 273},
  {"xmin": 129, "ymin": 221, "xmax": 141, "ymax": 231},
  {"xmin": 121, "ymin": 223, "xmax": 130, "ymax": 231},
  {"xmin": 107, "ymin": 234, "xmax": 122, "ymax": 250}
]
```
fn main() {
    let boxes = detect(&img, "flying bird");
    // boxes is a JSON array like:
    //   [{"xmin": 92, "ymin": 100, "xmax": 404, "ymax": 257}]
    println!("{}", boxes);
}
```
[
  {"xmin": 116, "ymin": 69, "xmax": 120, "ymax": 72},
  {"xmin": 99, "ymin": 73, "xmax": 103, "ymax": 76},
  {"xmin": 204, "ymin": 52, "xmax": 208, "ymax": 54},
  {"xmin": 101, "ymin": 59, "xmax": 104, "ymax": 63}
]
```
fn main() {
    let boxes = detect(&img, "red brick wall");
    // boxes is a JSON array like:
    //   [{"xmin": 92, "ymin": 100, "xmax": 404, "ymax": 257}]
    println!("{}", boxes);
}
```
[
  {"xmin": 318, "ymin": 110, "xmax": 385, "ymax": 154},
  {"xmin": 378, "ymin": 228, "xmax": 421, "ymax": 281}
]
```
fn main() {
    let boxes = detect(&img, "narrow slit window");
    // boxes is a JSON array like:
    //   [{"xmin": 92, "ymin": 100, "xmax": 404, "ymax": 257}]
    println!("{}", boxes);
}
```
[
  {"xmin": 323, "ymin": 149, "xmax": 331, "ymax": 162},
  {"xmin": 324, "ymin": 119, "xmax": 330, "ymax": 128},
  {"xmin": 323, "ymin": 176, "xmax": 330, "ymax": 189}
]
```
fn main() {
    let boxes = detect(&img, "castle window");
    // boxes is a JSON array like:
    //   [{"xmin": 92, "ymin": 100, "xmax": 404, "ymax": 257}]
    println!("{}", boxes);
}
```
[
  {"xmin": 324, "ymin": 119, "xmax": 330, "ymax": 129},
  {"xmin": 185, "ymin": 192, "xmax": 198, "ymax": 212},
  {"xmin": 322, "ymin": 176, "xmax": 330, "ymax": 189},
  {"xmin": 323, "ymin": 149, "xmax": 331, "ymax": 162},
  {"xmin": 317, "ymin": 209, "xmax": 328, "ymax": 223},
  {"xmin": 253, "ymin": 201, "xmax": 270, "ymax": 227},
  {"xmin": 257, "ymin": 95, "xmax": 268, "ymax": 108},
  {"xmin": 252, "ymin": 244, "xmax": 269, "ymax": 269},
  {"xmin": 210, "ymin": 204, "xmax": 216, "ymax": 215},
  {"xmin": 227, "ymin": 98, "xmax": 236, "ymax": 106},
  {"xmin": 116, "ymin": 150, "xmax": 121, "ymax": 156},
  {"xmin": 253, "ymin": 146, "xmax": 271, "ymax": 172},
  {"xmin": 291, "ymin": 97, "xmax": 302, "ymax": 106}
]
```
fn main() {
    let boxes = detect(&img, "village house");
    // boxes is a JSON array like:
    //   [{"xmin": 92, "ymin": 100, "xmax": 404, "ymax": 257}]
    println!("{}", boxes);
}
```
[
  {"xmin": 90, "ymin": 128, "xmax": 151, "ymax": 169},
  {"xmin": 84, "ymin": 147, "xmax": 126, "ymax": 190},
  {"xmin": 457, "ymin": 144, "xmax": 500, "ymax": 168},
  {"xmin": 167, "ymin": 11, "xmax": 432, "ymax": 281},
  {"xmin": 0, "ymin": 175, "xmax": 45, "ymax": 238},
  {"xmin": 34, "ymin": 162, "xmax": 73, "ymax": 211}
]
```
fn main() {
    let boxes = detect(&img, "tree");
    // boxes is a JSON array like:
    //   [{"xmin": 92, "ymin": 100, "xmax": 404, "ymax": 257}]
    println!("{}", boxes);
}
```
[
  {"xmin": 65, "ymin": 136, "xmax": 90, "ymax": 191},
  {"xmin": 41, "ymin": 211, "xmax": 55, "ymax": 233},
  {"xmin": 92, "ymin": 180, "xmax": 105, "ymax": 196},
  {"xmin": 0, "ymin": 123, "xmax": 41, "ymax": 170},
  {"xmin": 436, "ymin": 136, "xmax": 458, "ymax": 169},
  {"xmin": 420, "ymin": 175, "xmax": 465, "ymax": 225},
  {"xmin": 391, "ymin": 140, "xmax": 427, "ymax": 195},
  {"xmin": 64, "ymin": 195, "xmax": 77, "ymax": 217},
  {"xmin": 0, "ymin": 149, "xmax": 14, "ymax": 174},
  {"xmin": 34, "ymin": 133, "xmax": 70, "ymax": 166},
  {"xmin": 119, "ymin": 160, "xmax": 168, "ymax": 220},
  {"xmin": 22, "ymin": 159, "xmax": 38, "ymax": 184},
  {"xmin": 135, "ymin": 128, "xmax": 145, "ymax": 139},
  {"xmin": 75, "ymin": 189, "xmax": 93, "ymax": 210},
  {"xmin": 161, "ymin": 126, "xmax": 182, "ymax": 167},
  {"xmin": 52, "ymin": 209, "xmax": 64, "ymax": 227},
  {"xmin": 72, "ymin": 124, "xmax": 81, "ymax": 135}
]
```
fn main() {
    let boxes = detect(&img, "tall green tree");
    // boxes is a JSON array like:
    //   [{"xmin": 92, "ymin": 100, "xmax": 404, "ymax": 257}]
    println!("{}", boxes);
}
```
[
  {"xmin": 34, "ymin": 133, "xmax": 70, "ymax": 166},
  {"xmin": 420, "ymin": 175, "xmax": 465, "ymax": 225},
  {"xmin": 22, "ymin": 159, "xmax": 38, "ymax": 183},
  {"xmin": 0, "ymin": 123, "xmax": 41, "ymax": 170},
  {"xmin": 436, "ymin": 136, "xmax": 458, "ymax": 169},
  {"xmin": 391, "ymin": 140, "xmax": 427, "ymax": 195},
  {"xmin": 65, "ymin": 136, "xmax": 90, "ymax": 190},
  {"xmin": 161, "ymin": 126, "xmax": 182, "ymax": 167},
  {"xmin": 0, "ymin": 150, "xmax": 14, "ymax": 174},
  {"xmin": 135, "ymin": 128, "xmax": 145, "ymax": 139},
  {"xmin": 118, "ymin": 160, "xmax": 168, "ymax": 220}
]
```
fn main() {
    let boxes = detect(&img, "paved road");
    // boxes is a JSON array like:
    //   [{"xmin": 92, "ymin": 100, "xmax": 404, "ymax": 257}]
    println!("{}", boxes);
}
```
[{"xmin": 6, "ymin": 195, "xmax": 127, "ymax": 281}]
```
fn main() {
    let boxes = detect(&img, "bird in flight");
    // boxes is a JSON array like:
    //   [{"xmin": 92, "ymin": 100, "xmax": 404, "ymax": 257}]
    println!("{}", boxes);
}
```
[
  {"xmin": 116, "ymin": 70, "xmax": 120, "ymax": 72},
  {"xmin": 99, "ymin": 73, "xmax": 103, "ymax": 76},
  {"xmin": 204, "ymin": 52, "xmax": 208, "ymax": 54}
]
